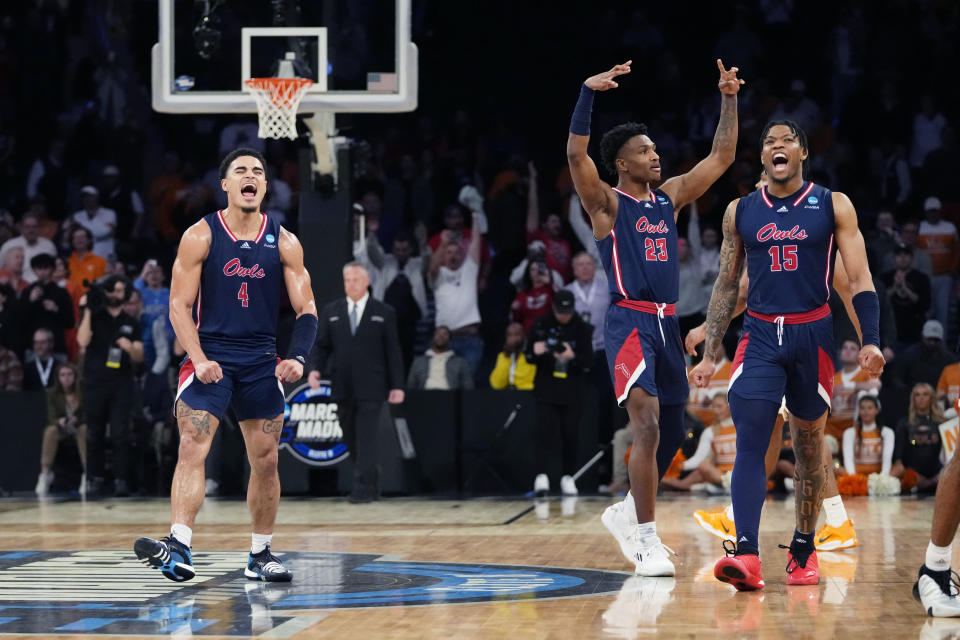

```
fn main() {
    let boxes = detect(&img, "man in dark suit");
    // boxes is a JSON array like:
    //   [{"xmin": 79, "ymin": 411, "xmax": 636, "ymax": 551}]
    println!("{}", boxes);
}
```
[{"xmin": 308, "ymin": 262, "xmax": 405, "ymax": 502}]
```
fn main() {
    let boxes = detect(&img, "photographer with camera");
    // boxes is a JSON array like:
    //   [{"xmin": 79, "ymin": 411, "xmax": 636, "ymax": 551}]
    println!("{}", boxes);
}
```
[
  {"xmin": 524, "ymin": 289, "xmax": 593, "ymax": 496},
  {"xmin": 76, "ymin": 275, "xmax": 143, "ymax": 496}
]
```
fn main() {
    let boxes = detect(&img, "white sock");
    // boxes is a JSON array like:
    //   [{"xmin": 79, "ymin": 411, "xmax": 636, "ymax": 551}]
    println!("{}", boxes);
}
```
[
  {"xmin": 170, "ymin": 524, "xmax": 192, "ymax": 548},
  {"xmin": 251, "ymin": 533, "xmax": 273, "ymax": 555},
  {"xmin": 926, "ymin": 541, "xmax": 953, "ymax": 572},
  {"xmin": 725, "ymin": 504, "xmax": 734, "ymax": 520},
  {"xmin": 822, "ymin": 495, "xmax": 848, "ymax": 528},
  {"xmin": 636, "ymin": 521, "xmax": 657, "ymax": 544}
]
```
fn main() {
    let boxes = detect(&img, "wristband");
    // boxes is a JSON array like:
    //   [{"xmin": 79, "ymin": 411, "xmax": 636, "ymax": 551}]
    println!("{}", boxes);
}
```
[
  {"xmin": 852, "ymin": 291, "xmax": 881, "ymax": 348},
  {"xmin": 287, "ymin": 313, "xmax": 318, "ymax": 364},
  {"xmin": 569, "ymin": 84, "xmax": 595, "ymax": 136}
]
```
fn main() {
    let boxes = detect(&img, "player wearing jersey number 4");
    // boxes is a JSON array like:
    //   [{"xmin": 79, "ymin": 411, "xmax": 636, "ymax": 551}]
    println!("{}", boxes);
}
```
[
  {"xmin": 690, "ymin": 121, "xmax": 884, "ymax": 591},
  {"xmin": 567, "ymin": 59, "xmax": 743, "ymax": 576},
  {"xmin": 134, "ymin": 148, "xmax": 318, "ymax": 583}
]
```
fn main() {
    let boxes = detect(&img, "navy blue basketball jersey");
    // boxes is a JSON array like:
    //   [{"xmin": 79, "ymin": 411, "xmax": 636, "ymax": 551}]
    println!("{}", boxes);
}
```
[
  {"xmin": 596, "ymin": 188, "xmax": 678, "ymax": 303},
  {"xmin": 737, "ymin": 182, "xmax": 836, "ymax": 315},
  {"xmin": 194, "ymin": 210, "xmax": 283, "ymax": 362}
]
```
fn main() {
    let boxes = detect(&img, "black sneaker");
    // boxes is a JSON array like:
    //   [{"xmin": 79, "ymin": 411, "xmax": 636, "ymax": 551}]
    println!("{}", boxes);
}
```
[
  {"xmin": 134, "ymin": 535, "xmax": 195, "ymax": 582},
  {"xmin": 245, "ymin": 545, "xmax": 293, "ymax": 582}
]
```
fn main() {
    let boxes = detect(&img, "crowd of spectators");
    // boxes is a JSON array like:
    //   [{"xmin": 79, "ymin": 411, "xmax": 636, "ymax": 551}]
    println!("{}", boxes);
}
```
[{"xmin": 1, "ymin": 1, "xmax": 959, "ymax": 496}]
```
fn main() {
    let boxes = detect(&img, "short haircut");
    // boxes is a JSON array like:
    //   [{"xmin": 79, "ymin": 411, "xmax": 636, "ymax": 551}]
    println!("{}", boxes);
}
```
[
  {"xmin": 600, "ymin": 122, "xmax": 649, "ymax": 174},
  {"xmin": 30, "ymin": 253, "xmax": 55, "ymax": 270},
  {"xmin": 71, "ymin": 225, "xmax": 93, "ymax": 244},
  {"xmin": 20, "ymin": 211, "xmax": 40, "ymax": 224},
  {"xmin": 759, "ymin": 119, "xmax": 809, "ymax": 178},
  {"xmin": 33, "ymin": 327, "xmax": 53, "ymax": 342},
  {"xmin": 219, "ymin": 147, "xmax": 267, "ymax": 179},
  {"xmin": 342, "ymin": 261, "xmax": 369, "ymax": 276}
]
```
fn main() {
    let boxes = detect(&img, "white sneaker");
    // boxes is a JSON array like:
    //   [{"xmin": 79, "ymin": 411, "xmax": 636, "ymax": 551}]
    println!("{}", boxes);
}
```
[
  {"xmin": 78, "ymin": 473, "xmax": 86, "ymax": 497},
  {"xmin": 915, "ymin": 567, "xmax": 960, "ymax": 617},
  {"xmin": 561, "ymin": 496, "xmax": 577, "ymax": 516},
  {"xmin": 533, "ymin": 473, "xmax": 549, "ymax": 496},
  {"xmin": 630, "ymin": 533, "xmax": 676, "ymax": 577},
  {"xmin": 601, "ymin": 499, "xmax": 637, "ymax": 567},
  {"xmin": 560, "ymin": 474, "xmax": 578, "ymax": 496},
  {"xmin": 35, "ymin": 471, "xmax": 53, "ymax": 497}
]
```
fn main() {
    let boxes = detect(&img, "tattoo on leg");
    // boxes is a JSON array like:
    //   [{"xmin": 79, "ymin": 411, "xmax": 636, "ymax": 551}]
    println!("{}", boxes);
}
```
[
  {"xmin": 177, "ymin": 402, "xmax": 212, "ymax": 437},
  {"xmin": 792, "ymin": 426, "xmax": 825, "ymax": 532},
  {"xmin": 262, "ymin": 418, "xmax": 283, "ymax": 434}
]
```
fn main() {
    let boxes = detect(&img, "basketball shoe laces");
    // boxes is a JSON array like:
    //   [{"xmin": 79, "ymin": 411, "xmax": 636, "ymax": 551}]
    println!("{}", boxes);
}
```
[
  {"xmin": 927, "ymin": 568, "xmax": 960, "ymax": 596},
  {"xmin": 778, "ymin": 543, "xmax": 813, "ymax": 573},
  {"xmin": 629, "ymin": 531, "xmax": 677, "ymax": 559},
  {"xmin": 721, "ymin": 539, "xmax": 753, "ymax": 557}
]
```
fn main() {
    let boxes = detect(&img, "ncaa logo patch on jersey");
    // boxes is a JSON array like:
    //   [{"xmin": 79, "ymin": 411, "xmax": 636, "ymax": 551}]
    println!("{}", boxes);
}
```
[
  {"xmin": 265, "ymin": 233, "xmax": 276, "ymax": 243},
  {"xmin": 657, "ymin": 196, "xmax": 667, "ymax": 204},
  {"xmin": 807, "ymin": 196, "xmax": 819, "ymax": 205}
]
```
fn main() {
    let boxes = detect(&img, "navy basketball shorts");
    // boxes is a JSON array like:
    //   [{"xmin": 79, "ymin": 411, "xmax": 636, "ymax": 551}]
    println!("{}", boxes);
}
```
[
  {"xmin": 175, "ymin": 356, "xmax": 285, "ymax": 422},
  {"xmin": 604, "ymin": 301, "xmax": 689, "ymax": 407},
  {"xmin": 728, "ymin": 307, "xmax": 835, "ymax": 421}
]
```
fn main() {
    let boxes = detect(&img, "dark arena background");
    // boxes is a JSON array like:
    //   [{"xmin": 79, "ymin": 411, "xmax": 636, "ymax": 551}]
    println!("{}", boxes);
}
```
[{"xmin": 0, "ymin": 0, "xmax": 958, "ymax": 638}]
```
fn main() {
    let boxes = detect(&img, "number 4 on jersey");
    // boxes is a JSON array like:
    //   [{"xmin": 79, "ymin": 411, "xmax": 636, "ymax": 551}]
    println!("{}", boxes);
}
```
[{"xmin": 238, "ymin": 282, "xmax": 249, "ymax": 307}]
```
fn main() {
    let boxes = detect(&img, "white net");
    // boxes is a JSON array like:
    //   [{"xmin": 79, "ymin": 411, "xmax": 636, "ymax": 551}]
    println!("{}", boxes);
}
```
[{"xmin": 244, "ymin": 77, "xmax": 313, "ymax": 140}]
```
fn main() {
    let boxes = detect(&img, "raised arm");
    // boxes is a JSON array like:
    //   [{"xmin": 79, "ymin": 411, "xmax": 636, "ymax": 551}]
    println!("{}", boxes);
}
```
[
  {"xmin": 660, "ymin": 60, "xmax": 743, "ymax": 212},
  {"xmin": 566, "ymin": 62, "xmax": 631, "ymax": 240},
  {"xmin": 277, "ymin": 227, "xmax": 319, "ymax": 383},
  {"xmin": 567, "ymin": 194, "xmax": 601, "ymax": 261},
  {"xmin": 168, "ymin": 220, "xmax": 220, "ymax": 383},
  {"xmin": 690, "ymin": 200, "xmax": 745, "ymax": 386},
  {"xmin": 833, "ymin": 191, "xmax": 885, "ymax": 377},
  {"xmin": 467, "ymin": 209, "xmax": 482, "ymax": 265}
]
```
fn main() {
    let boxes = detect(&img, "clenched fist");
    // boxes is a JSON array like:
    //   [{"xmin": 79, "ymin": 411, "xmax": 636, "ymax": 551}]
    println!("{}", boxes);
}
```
[{"xmin": 275, "ymin": 358, "xmax": 304, "ymax": 383}]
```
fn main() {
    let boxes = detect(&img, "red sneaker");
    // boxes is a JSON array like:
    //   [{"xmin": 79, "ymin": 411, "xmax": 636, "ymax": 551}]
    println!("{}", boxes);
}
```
[
  {"xmin": 714, "ymin": 542, "xmax": 765, "ymax": 591},
  {"xmin": 784, "ymin": 548, "xmax": 820, "ymax": 585}
]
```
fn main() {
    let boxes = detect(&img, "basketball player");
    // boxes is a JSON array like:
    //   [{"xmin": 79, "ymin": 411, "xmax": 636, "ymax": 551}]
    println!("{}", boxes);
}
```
[
  {"xmin": 688, "ymin": 170, "xmax": 860, "ymax": 552},
  {"xmin": 134, "ymin": 148, "xmax": 318, "ymax": 583},
  {"xmin": 567, "ymin": 59, "xmax": 743, "ymax": 575},
  {"xmin": 690, "ymin": 120, "xmax": 884, "ymax": 590},
  {"xmin": 913, "ymin": 394, "xmax": 960, "ymax": 615}
]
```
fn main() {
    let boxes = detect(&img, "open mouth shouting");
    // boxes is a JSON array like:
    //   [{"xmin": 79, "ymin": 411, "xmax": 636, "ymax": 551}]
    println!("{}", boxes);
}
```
[
  {"xmin": 240, "ymin": 182, "xmax": 259, "ymax": 202},
  {"xmin": 771, "ymin": 152, "xmax": 789, "ymax": 175}
]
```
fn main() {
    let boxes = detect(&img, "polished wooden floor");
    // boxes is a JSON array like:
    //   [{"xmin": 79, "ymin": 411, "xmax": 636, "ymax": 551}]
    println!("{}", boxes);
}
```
[{"xmin": 0, "ymin": 492, "xmax": 954, "ymax": 639}]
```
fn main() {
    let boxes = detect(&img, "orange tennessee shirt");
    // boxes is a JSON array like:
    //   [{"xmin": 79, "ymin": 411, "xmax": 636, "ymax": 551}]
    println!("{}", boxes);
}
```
[
  {"xmin": 826, "ymin": 366, "xmax": 874, "ymax": 440},
  {"xmin": 938, "ymin": 363, "xmax": 960, "ymax": 409},
  {"xmin": 67, "ymin": 252, "xmax": 107, "ymax": 292},
  {"xmin": 710, "ymin": 418, "xmax": 737, "ymax": 473}
]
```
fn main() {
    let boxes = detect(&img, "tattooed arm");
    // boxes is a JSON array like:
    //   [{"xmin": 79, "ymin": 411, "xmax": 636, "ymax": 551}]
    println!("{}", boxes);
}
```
[
  {"xmin": 660, "ymin": 60, "xmax": 743, "ymax": 214},
  {"xmin": 689, "ymin": 200, "xmax": 745, "ymax": 386}
]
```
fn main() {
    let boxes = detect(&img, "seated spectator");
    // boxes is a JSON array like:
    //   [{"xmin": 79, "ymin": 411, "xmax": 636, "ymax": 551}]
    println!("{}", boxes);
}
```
[
  {"xmin": 52, "ymin": 256, "xmax": 82, "ymax": 361},
  {"xmin": 0, "ymin": 246, "xmax": 27, "ymax": 294},
  {"xmin": 881, "ymin": 244, "xmax": 931, "ymax": 346},
  {"xmin": 67, "ymin": 226, "xmax": 107, "ymax": 293},
  {"xmin": 20, "ymin": 253, "xmax": 74, "ymax": 355},
  {"xmin": 70, "ymin": 185, "xmax": 117, "ymax": 259},
  {"xmin": 827, "ymin": 338, "xmax": 882, "ymax": 440},
  {"xmin": 842, "ymin": 394, "xmax": 894, "ymax": 476},
  {"xmin": 35, "ymin": 362, "xmax": 86, "ymax": 497},
  {"xmin": 897, "ymin": 220, "xmax": 934, "ymax": 276},
  {"xmin": 0, "ymin": 212, "xmax": 57, "ymax": 283},
  {"xmin": 489, "ymin": 322, "xmax": 536, "ymax": 391},
  {"xmin": 407, "ymin": 326, "xmax": 473, "ymax": 390},
  {"xmin": 430, "ymin": 205, "xmax": 484, "ymax": 374},
  {"xmin": 524, "ymin": 163, "xmax": 572, "ymax": 281},
  {"xmin": 510, "ymin": 259, "xmax": 555, "ymax": 333},
  {"xmin": 892, "ymin": 382, "xmax": 945, "ymax": 492},
  {"xmin": 23, "ymin": 328, "xmax": 64, "ymax": 391},
  {"xmin": 0, "ymin": 337, "xmax": 22, "ymax": 390},
  {"xmin": 937, "ymin": 357, "xmax": 960, "ymax": 412},
  {"xmin": 896, "ymin": 320, "xmax": 956, "ymax": 391},
  {"xmin": 661, "ymin": 394, "xmax": 735, "ymax": 491}
]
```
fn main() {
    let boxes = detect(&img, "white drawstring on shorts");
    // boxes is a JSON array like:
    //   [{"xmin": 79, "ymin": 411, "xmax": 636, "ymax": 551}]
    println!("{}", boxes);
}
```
[
  {"xmin": 775, "ymin": 315, "xmax": 785, "ymax": 346},
  {"xmin": 656, "ymin": 303, "xmax": 667, "ymax": 345}
]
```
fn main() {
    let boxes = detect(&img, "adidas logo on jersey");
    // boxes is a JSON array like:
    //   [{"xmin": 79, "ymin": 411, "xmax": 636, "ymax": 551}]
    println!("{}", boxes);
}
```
[
  {"xmin": 240, "ymin": 241, "xmax": 251, "ymax": 249},
  {"xmin": 777, "ymin": 205, "xmax": 789, "ymax": 213}
]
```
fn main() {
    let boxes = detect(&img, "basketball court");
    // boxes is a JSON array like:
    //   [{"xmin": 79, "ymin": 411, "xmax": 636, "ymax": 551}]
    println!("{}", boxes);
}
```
[{"xmin": 0, "ymin": 494, "xmax": 947, "ymax": 638}]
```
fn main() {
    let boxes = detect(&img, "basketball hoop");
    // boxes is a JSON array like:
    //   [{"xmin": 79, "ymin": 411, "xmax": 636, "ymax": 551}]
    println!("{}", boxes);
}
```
[{"xmin": 244, "ymin": 77, "xmax": 313, "ymax": 140}]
